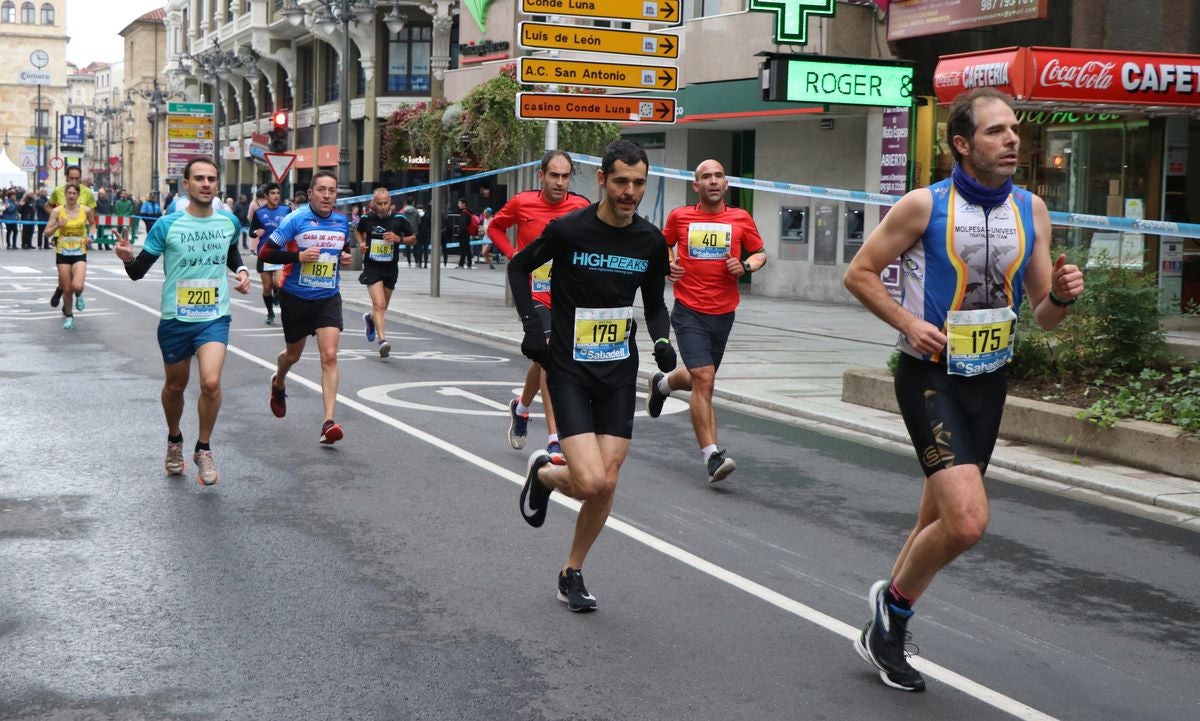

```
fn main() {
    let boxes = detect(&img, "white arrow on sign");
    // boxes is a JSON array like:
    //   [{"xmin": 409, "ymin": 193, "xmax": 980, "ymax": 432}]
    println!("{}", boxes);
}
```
[{"xmin": 264, "ymin": 152, "xmax": 296, "ymax": 182}]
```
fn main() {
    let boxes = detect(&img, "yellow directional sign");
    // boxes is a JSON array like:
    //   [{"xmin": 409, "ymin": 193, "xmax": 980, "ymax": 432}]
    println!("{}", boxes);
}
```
[
  {"xmin": 520, "ymin": 0, "xmax": 680, "ymax": 24},
  {"xmin": 518, "ymin": 22, "xmax": 679, "ymax": 59},
  {"xmin": 520, "ymin": 57, "xmax": 677, "ymax": 91},
  {"xmin": 517, "ymin": 92, "xmax": 676, "ymax": 124}
]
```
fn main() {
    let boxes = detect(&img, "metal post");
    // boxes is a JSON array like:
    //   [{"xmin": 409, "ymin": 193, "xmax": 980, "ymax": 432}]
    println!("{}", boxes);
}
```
[
  {"xmin": 427, "ymin": 2, "xmax": 452, "ymax": 299},
  {"xmin": 36, "ymin": 82, "xmax": 42, "ymax": 188},
  {"xmin": 338, "ymin": 12, "xmax": 352, "ymax": 195}
]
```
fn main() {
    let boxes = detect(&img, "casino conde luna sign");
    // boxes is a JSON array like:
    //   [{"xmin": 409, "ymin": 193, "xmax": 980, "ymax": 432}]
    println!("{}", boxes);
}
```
[{"xmin": 934, "ymin": 46, "xmax": 1200, "ymax": 108}]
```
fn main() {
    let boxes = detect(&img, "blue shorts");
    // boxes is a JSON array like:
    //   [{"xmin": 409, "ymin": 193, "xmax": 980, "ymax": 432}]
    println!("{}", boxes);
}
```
[{"xmin": 157, "ymin": 315, "xmax": 231, "ymax": 365}]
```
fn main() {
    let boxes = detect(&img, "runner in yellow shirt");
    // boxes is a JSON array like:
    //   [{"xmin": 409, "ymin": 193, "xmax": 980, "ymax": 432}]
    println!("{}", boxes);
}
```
[
  {"xmin": 43, "ymin": 183, "xmax": 96, "ymax": 330},
  {"xmin": 47, "ymin": 166, "xmax": 97, "ymax": 309}
]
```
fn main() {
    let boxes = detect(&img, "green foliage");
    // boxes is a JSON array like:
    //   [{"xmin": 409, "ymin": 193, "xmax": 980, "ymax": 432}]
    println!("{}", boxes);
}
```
[
  {"xmin": 1009, "ymin": 247, "xmax": 1167, "ymax": 378},
  {"xmin": 1076, "ymin": 367, "xmax": 1200, "ymax": 435},
  {"xmin": 383, "ymin": 64, "xmax": 623, "ymax": 174}
]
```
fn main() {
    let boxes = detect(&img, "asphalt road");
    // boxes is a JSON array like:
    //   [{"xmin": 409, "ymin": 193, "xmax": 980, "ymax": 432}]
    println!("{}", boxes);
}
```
[{"xmin": 1, "ymin": 256, "xmax": 1196, "ymax": 721}]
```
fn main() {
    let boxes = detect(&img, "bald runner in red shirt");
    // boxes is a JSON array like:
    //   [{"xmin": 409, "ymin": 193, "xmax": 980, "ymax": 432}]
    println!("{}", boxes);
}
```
[
  {"xmin": 645, "ymin": 159, "xmax": 767, "ymax": 483},
  {"xmin": 488, "ymin": 150, "xmax": 590, "ymax": 462}
]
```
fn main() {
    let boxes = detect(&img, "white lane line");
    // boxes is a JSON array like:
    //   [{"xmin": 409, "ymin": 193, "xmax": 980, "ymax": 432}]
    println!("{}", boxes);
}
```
[
  {"xmin": 86, "ymin": 281, "xmax": 1059, "ymax": 721},
  {"xmin": 1, "ymin": 266, "xmax": 41, "ymax": 274}
]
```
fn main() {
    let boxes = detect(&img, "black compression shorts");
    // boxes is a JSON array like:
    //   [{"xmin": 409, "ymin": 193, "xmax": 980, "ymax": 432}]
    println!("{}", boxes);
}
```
[
  {"xmin": 278, "ymin": 290, "xmax": 343, "ymax": 344},
  {"xmin": 358, "ymin": 266, "xmax": 398, "ymax": 289},
  {"xmin": 671, "ymin": 302, "xmax": 734, "ymax": 371},
  {"xmin": 894, "ymin": 352, "xmax": 1007, "ymax": 478},
  {"xmin": 546, "ymin": 372, "xmax": 636, "ymax": 440}
]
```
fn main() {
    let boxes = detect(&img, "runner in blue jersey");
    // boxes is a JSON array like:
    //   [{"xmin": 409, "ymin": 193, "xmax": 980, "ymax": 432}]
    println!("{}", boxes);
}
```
[
  {"xmin": 844, "ymin": 88, "xmax": 1084, "ymax": 692},
  {"xmin": 259, "ymin": 170, "xmax": 353, "ymax": 444},
  {"xmin": 249, "ymin": 182, "xmax": 290, "ymax": 325},
  {"xmin": 114, "ymin": 158, "xmax": 251, "ymax": 487}
]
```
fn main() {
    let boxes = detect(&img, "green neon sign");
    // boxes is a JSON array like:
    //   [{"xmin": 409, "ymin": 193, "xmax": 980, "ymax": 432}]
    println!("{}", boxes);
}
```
[
  {"xmin": 749, "ymin": 0, "xmax": 835, "ymax": 45},
  {"xmin": 784, "ymin": 58, "xmax": 913, "ymax": 107}
]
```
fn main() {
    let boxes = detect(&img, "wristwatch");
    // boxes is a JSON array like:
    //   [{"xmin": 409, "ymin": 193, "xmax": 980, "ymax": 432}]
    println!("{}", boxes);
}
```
[
  {"xmin": 742, "ymin": 261, "xmax": 753, "ymax": 274},
  {"xmin": 1048, "ymin": 290, "xmax": 1075, "ymax": 307}
]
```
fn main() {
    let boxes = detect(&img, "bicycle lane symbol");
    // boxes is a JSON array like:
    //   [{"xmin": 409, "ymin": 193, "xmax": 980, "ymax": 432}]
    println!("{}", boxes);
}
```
[{"xmin": 357, "ymin": 380, "xmax": 688, "ymax": 417}]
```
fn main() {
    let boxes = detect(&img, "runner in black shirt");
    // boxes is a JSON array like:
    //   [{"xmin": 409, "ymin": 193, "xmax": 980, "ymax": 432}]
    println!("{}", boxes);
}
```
[
  {"xmin": 508, "ymin": 140, "xmax": 677, "ymax": 613},
  {"xmin": 357, "ymin": 188, "xmax": 415, "ymax": 358}
]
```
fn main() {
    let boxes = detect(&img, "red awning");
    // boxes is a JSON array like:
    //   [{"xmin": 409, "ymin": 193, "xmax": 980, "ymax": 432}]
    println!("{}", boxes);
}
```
[{"xmin": 934, "ymin": 46, "xmax": 1200, "ymax": 110}]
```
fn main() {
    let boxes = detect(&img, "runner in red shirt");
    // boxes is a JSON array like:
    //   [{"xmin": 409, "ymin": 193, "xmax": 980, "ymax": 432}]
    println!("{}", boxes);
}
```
[
  {"xmin": 645, "ymin": 159, "xmax": 767, "ymax": 483},
  {"xmin": 488, "ymin": 150, "xmax": 590, "ymax": 462}
]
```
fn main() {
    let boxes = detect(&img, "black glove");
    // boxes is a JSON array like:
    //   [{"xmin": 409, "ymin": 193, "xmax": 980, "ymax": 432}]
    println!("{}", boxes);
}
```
[
  {"xmin": 520, "ymin": 316, "xmax": 547, "ymax": 365},
  {"xmin": 653, "ymin": 340, "xmax": 677, "ymax": 372}
]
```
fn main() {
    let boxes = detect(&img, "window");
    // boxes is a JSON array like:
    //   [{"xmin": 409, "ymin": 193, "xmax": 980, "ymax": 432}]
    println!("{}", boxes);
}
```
[
  {"xmin": 323, "ymin": 44, "xmax": 339, "ymax": 102},
  {"xmin": 298, "ymin": 44, "xmax": 314, "ymax": 107},
  {"xmin": 1, "ymin": 2, "xmax": 14, "ymax": 23},
  {"xmin": 35, "ymin": 109, "xmax": 49, "ymax": 136},
  {"xmin": 683, "ymin": 0, "xmax": 720, "ymax": 20},
  {"xmin": 39, "ymin": 1, "xmax": 51, "ymax": 24},
  {"xmin": 20, "ymin": 1, "xmax": 32, "ymax": 23},
  {"xmin": 386, "ymin": 25, "xmax": 431, "ymax": 93}
]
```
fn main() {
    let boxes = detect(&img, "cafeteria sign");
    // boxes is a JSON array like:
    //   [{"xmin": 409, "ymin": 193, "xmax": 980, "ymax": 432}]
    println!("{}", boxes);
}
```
[{"xmin": 750, "ymin": 0, "xmax": 835, "ymax": 45}]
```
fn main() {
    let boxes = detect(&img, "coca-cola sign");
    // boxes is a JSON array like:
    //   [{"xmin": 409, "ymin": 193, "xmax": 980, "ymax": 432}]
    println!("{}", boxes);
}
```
[
  {"xmin": 1028, "ymin": 47, "xmax": 1200, "ymax": 106},
  {"xmin": 1038, "ymin": 58, "xmax": 1115, "ymax": 91},
  {"xmin": 935, "ymin": 47, "xmax": 1200, "ymax": 108}
]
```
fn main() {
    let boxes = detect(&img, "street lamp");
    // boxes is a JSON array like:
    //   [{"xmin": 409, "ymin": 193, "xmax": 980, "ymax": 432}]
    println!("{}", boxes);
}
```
[
  {"xmin": 184, "ymin": 39, "xmax": 258, "ymax": 179},
  {"xmin": 283, "ymin": 0, "xmax": 408, "ymax": 195},
  {"xmin": 127, "ymin": 82, "xmax": 182, "ymax": 200},
  {"xmin": 87, "ymin": 99, "xmax": 131, "ymax": 196}
]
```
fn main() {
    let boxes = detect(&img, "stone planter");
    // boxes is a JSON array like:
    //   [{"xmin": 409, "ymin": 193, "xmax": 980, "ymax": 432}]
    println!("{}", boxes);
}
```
[{"xmin": 842, "ymin": 368, "xmax": 1200, "ymax": 482}]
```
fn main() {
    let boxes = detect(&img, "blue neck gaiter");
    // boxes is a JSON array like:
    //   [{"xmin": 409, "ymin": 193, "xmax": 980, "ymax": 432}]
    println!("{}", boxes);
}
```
[{"xmin": 952, "ymin": 163, "xmax": 1012, "ymax": 210}]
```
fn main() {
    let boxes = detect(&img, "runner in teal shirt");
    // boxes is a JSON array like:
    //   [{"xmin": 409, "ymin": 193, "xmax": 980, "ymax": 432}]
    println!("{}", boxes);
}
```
[{"xmin": 114, "ymin": 158, "xmax": 251, "ymax": 488}]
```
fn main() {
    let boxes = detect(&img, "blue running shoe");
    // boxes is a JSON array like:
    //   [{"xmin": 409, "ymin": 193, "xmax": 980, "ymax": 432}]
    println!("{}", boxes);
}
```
[
  {"xmin": 75, "ymin": 293, "xmax": 85, "ymax": 311},
  {"xmin": 363, "ymin": 312, "xmax": 376, "ymax": 342}
]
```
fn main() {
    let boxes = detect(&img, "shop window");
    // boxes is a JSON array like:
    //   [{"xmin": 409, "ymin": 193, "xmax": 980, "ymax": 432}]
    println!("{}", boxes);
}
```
[
  {"xmin": 386, "ymin": 25, "xmax": 431, "ymax": 94},
  {"xmin": 38, "ymin": 1, "xmax": 50, "ymax": 24},
  {"xmin": 1, "ymin": 2, "xmax": 14, "ymax": 23}
]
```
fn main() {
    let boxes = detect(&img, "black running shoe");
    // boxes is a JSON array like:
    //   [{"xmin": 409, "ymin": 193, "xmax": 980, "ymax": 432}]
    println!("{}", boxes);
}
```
[
  {"xmin": 557, "ymin": 567, "xmax": 597, "ymax": 613},
  {"xmin": 519, "ymin": 450, "xmax": 552, "ymax": 527},
  {"xmin": 853, "ymin": 580, "xmax": 925, "ymax": 692},
  {"xmin": 706, "ymin": 450, "xmax": 736, "ymax": 483},
  {"xmin": 50, "ymin": 286, "xmax": 62, "ymax": 308},
  {"xmin": 646, "ymin": 371, "xmax": 667, "ymax": 418}
]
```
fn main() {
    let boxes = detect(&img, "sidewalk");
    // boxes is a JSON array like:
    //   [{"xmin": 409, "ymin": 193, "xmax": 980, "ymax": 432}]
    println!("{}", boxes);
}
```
[{"xmin": 336, "ymin": 261, "xmax": 1200, "ymax": 530}]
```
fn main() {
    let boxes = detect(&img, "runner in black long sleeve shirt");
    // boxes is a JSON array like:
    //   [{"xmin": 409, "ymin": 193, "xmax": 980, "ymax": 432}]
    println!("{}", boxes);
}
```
[{"xmin": 507, "ymin": 140, "xmax": 677, "ymax": 613}]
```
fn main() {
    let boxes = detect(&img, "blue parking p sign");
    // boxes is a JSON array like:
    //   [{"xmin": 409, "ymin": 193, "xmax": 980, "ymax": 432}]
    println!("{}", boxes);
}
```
[{"xmin": 59, "ymin": 115, "xmax": 85, "ymax": 147}]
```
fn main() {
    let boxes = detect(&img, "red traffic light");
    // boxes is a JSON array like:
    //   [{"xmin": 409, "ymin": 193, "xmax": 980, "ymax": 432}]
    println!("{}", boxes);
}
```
[{"xmin": 272, "ymin": 110, "xmax": 288, "ymax": 129}]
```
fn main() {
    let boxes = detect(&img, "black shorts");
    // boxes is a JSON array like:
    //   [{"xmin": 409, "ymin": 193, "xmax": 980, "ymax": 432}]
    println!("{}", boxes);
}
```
[
  {"xmin": 894, "ymin": 352, "xmax": 1007, "ymax": 478},
  {"xmin": 671, "ymin": 302, "xmax": 734, "ymax": 370},
  {"xmin": 55, "ymin": 254, "xmax": 87, "ymax": 265},
  {"xmin": 359, "ymin": 265, "xmax": 398, "ymax": 289},
  {"xmin": 546, "ymin": 373, "xmax": 636, "ymax": 440},
  {"xmin": 534, "ymin": 302, "xmax": 550, "ymax": 338},
  {"xmin": 278, "ymin": 290, "xmax": 344, "ymax": 344}
]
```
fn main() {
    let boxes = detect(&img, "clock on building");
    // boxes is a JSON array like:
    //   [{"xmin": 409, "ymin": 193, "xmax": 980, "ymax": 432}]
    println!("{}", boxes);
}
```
[{"xmin": 30, "ymin": 50, "xmax": 50, "ymax": 68}]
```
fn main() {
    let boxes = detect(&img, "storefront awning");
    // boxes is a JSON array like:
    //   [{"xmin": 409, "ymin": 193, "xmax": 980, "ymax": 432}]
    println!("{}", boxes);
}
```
[{"xmin": 934, "ymin": 46, "xmax": 1200, "ymax": 114}]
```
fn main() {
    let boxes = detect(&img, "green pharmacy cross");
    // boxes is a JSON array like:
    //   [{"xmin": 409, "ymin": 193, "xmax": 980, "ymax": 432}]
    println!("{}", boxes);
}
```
[
  {"xmin": 463, "ymin": 0, "xmax": 492, "ymax": 31},
  {"xmin": 750, "ymin": 0, "xmax": 836, "ymax": 45}
]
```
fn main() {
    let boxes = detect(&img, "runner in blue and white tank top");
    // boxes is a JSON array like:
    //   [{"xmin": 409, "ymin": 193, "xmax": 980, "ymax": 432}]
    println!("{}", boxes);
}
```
[
  {"xmin": 249, "ymin": 182, "xmax": 290, "ymax": 325},
  {"xmin": 844, "ymin": 88, "xmax": 1085, "ymax": 693},
  {"xmin": 259, "ymin": 171, "xmax": 353, "ymax": 445}
]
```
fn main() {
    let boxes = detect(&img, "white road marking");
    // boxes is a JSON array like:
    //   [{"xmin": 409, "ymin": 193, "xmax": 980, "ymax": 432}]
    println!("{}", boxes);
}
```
[
  {"xmin": 86, "ymin": 281, "xmax": 1060, "ymax": 721},
  {"xmin": 1, "ymin": 266, "xmax": 41, "ymax": 274}
]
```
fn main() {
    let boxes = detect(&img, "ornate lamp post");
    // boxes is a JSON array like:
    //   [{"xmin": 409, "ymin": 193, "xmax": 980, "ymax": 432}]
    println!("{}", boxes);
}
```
[
  {"xmin": 87, "ymin": 99, "xmax": 131, "ymax": 196},
  {"xmin": 127, "ymin": 82, "xmax": 182, "ymax": 200},
  {"xmin": 184, "ymin": 39, "xmax": 258, "ymax": 174},
  {"xmin": 283, "ymin": 0, "xmax": 408, "ymax": 195}
]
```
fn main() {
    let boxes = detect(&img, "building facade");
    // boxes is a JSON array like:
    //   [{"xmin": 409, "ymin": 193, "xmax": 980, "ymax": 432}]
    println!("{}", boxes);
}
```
[
  {"xmin": 121, "ymin": 8, "xmax": 169, "ymax": 202},
  {"xmin": 0, "ymin": 0, "xmax": 68, "ymax": 188},
  {"xmin": 161, "ymin": 0, "xmax": 461, "ymax": 199},
  {"xmin": 445, "ymin": 0, "xmax": 1200, "ymax": 308}
]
